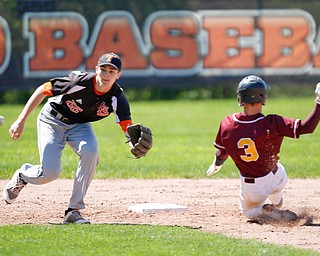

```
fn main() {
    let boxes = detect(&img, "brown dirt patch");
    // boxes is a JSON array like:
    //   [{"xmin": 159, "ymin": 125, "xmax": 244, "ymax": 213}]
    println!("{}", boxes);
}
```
[{"xmin": 1, "ymin": 179, "xmax": 320, "ymax": 252}]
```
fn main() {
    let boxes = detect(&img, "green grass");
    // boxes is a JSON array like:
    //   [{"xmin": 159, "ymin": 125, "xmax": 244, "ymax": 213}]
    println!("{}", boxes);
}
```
[
  {"xmin": 1, "ymin": 99, "xmax": 320, "ymax": 256},
  {"xmin": 0, "ymin": 224, "xmax": 318, "ymax": 256},
  {"xmin": 0, "ymin": 98, "xmax": 319, "ymax": 179}
]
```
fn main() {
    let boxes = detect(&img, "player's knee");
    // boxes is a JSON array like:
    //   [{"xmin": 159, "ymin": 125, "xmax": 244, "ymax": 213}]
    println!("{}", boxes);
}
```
[
  {"xmin": 79, "ymin": 142, "xmax": 98, "ymax": 158},
  {"xmin": 41, "ymin": 164, "xmax": 62, "ymax": 182},
  {"xmin": 42, "ymin": 172, "xmax": 60, "ymax": 183}
]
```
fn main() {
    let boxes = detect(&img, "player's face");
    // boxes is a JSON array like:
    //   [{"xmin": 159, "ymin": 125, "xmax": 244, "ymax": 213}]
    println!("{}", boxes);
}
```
[{"xmin": 96, "ymin": 65, "xmax": 121, "ymax": 88}]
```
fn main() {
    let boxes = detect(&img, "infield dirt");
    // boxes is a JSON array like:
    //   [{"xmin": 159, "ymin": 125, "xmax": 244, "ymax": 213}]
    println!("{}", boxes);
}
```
[{"xmin": 1, "ymin": 178, "xmax": 320, "ymax": 252}]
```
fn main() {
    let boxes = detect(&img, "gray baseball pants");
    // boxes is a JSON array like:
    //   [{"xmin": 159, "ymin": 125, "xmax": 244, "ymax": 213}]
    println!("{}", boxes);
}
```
[{"xmin": 18, "ymin": 103, "xmax": 99, "ymax": 210}]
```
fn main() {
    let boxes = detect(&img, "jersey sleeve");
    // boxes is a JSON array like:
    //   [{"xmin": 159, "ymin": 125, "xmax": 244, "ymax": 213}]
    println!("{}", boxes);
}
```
[
  {"xmin": 269, "ymin": 115, "xmax": 299, "ymax": 138},
  {"xmin": 214, "ymin": 123, "xmax": 229, "ymax": 160},
  {"xmin": 113, "ymin": 92, "xmax": 133, "ymax": 132},
  {"xmin": 119, "ymin": 120, "xmax": 133, "ymax": 132},
  {"xmin": 214, "ymin": 124, "xmax": 225, "ymax": 150},
  {"xmin": 49, "ymin": 71, "xmax": 87, "ymax": 96},
  {"xmin": 269, "ymin": 104, "xmax": 320, "ymax": 138},
  {"xmin": 43, "ymin": 81, "xmax": 53, "ymax": 96}
]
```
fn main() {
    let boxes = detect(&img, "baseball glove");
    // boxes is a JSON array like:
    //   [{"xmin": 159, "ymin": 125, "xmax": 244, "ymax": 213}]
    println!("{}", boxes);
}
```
[{"xmin": 126, "ymin": 124, "xmax": 152, "ymax": 158}]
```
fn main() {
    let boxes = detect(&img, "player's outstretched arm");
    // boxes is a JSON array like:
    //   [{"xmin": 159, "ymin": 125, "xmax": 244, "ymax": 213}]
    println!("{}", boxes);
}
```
[
  {"xmin": 9, "ymin": 84, "xmax": 47, "ymax": 140},
  {"xmin": 296, "ymin": 83, "xmax": 320, "ymax": 136},
  {"xmin": 206, "ymin": 152, "xmax": 227, "ymax": 176}
]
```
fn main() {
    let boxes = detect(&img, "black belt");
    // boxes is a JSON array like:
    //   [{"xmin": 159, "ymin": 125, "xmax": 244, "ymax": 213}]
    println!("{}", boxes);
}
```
[
  {"xmin": 244, "ymin": 166, "xmax": 278, "ymax": 184},
  {"xmin": 50, "ymin": 109, "xmax": 75, "ymax": 124}
]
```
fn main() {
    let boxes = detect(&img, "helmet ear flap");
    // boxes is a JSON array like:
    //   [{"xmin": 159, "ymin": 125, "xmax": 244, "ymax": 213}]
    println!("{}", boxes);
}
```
[
  {"xmin": 262, "ymin": 95, "xmax": 268, "ymax": 105},
  {"xmin": 237, "ymin": 95, "xmax": 243, "ymax": 106}
]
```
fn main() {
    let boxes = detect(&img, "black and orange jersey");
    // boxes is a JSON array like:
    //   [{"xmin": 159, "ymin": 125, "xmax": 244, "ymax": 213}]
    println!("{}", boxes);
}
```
[{"xmin": 43, "ymin": 70, "xmax": 132, "ymax": 131}]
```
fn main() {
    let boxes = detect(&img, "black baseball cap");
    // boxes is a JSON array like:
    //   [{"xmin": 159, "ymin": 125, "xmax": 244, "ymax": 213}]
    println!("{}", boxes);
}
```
[{"xmin": 97, "ymin": 53, "xmax": 122, "ymax": 70}]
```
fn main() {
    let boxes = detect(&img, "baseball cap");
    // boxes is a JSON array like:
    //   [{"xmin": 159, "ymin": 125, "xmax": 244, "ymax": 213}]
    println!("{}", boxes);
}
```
[{"xmin": 97, "ymin": 52, "xmax": 122, "ymax": 70}]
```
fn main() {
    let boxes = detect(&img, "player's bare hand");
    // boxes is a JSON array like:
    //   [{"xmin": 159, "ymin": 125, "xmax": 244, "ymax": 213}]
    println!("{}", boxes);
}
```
[{"xmin": 9, "ymin": 120, "xmax": 25, "ymax": 140}]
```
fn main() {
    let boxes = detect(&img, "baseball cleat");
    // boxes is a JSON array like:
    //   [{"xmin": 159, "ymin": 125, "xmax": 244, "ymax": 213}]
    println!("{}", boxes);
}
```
[
  {"xmin": 262, "ymin": 203, "xmax": 298, "ymax": 221},
  {"xmin": 3, "ymin": 170, "xmax": 28, "ymax": 204},
  {"xmin": 63, "ymin": 210, "xmax": 90, "ymax": 224}
]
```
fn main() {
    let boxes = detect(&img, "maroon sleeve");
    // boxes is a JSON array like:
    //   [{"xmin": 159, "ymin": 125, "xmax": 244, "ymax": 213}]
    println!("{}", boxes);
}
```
[
  {"xmin": 214, "ymin": 120, "xmax": 229, "ymax": 161},
  {"xmin": 297, "ymin": 103, "xmax": 320, "ymax": 135}
]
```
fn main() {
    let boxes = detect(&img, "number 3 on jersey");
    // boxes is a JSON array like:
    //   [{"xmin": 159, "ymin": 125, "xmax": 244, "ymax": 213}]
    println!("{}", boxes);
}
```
[{"xmin": 237, "ymin": 138, "xmax": 259, "ymax": 162}]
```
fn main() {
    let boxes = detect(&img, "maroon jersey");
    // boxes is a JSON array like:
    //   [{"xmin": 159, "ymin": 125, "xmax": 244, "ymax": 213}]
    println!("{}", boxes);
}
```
[{"xmin": 214, "ymin": 104, "xmax": 320, "ymax": 178}]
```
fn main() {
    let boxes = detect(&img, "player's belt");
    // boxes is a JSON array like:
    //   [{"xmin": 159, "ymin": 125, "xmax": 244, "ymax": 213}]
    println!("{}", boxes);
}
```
[
  {"xmin": 50, "ymin": 109, "xmax": 76, "ymax": 124},
  {"xmin": 244, "ymin": 166, "xmax": 278, "ymax": 184}
]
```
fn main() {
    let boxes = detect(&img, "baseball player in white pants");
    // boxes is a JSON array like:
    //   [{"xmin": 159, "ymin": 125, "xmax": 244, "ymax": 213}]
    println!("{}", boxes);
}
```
[{"xmin": 207, "ymin": 75, "xmax": 320, "ymax": 221}]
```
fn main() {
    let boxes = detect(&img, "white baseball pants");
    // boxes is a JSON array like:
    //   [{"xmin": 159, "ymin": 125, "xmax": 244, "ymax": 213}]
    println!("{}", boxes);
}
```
[{"xmin": 239, "ymin": 162, "xmax": 288, "ymax": 219}]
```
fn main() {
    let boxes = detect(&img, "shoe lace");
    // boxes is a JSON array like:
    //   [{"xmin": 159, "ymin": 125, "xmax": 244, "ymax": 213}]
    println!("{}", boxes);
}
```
[{"xmin": 12, "ymin": 177, "xmax": 26, "ymax": 193}]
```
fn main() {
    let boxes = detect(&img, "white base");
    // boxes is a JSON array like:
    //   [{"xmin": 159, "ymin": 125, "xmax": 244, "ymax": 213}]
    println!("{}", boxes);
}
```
[{"xmin": 128, "ymin": 203, "xmax": 188, "ymax": 213}]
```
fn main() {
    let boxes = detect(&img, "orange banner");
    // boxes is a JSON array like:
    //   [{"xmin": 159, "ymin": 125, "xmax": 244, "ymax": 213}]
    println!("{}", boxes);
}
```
[{"xmin": 0, "ymin": 9, "xmax": 319, "ymax": 78}]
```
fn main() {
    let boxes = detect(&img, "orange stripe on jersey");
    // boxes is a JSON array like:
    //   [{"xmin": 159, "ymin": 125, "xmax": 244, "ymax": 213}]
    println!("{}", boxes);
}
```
[
  {"xmin": 119, "ymin": 120, "xmax": 133, "ymax": 132},
  {"xmin": 43, "ymin": 81, "xmax": 53, "ymax": 96}
]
